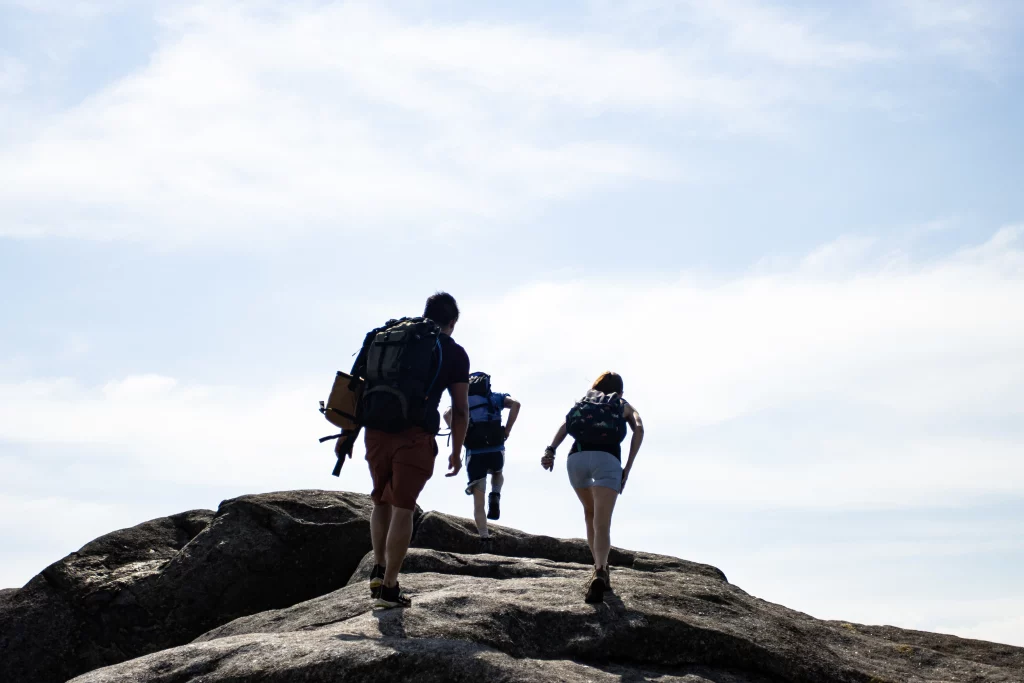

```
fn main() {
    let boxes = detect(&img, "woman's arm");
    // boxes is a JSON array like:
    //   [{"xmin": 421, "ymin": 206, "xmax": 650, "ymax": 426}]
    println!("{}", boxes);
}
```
[
  {"xmin": 541, "ymin": 421, "xmax": 569, "ymax": 470},
  {"xmin": 621, "ymin": 404, "xmax": 644, "ymax": 490}
]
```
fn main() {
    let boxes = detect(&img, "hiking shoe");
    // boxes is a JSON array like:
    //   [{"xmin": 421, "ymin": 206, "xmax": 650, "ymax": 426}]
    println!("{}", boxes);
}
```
[
  {"xmin": 369, "ymin": 564, "xmax": 386, "ymax": 599},
  {"xmin": 479, "ymin": 536, "xmax": 493, "ymax": 552},
  {"xmin": 584, "ymin": 568, "xmax": 609, "ymax": 604},
  {"xmin": 487, "ymin": 492, "xmax": 501, "ymax": 520},
  {"xmin": 374, "ymin": 582, "xmax": 412, "ymax": 609}
]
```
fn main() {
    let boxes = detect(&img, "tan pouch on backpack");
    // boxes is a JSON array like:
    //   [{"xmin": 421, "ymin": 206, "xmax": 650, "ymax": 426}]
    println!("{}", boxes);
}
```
[{"xmin": 321, "ymin": 371, "xmax": 363, "ymax": 431}]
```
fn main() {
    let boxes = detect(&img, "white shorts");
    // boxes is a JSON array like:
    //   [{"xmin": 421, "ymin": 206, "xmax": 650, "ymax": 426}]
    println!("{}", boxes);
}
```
[{"xmin": 567, "ymin": 450, "xmax": 622, "ymax": 493}]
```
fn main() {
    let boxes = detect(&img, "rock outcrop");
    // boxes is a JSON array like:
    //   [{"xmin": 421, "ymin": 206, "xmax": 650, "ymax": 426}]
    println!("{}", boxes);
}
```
[
  {"xmin": 0, "ymin": 491, "xmax": 376, "ymax": 683},
  {"xmin": 410, "ymin": 510, "xmax": 729, "ymax": 581},
  {"xmin": 3, "ymin": 489, "xmax": 1021, "ymax": 683}
]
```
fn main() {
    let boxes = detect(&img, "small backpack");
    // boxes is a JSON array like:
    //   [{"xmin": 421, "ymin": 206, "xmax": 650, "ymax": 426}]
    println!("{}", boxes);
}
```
[
  {"xmin": 565, "ymin": 390, "xmax": 627, "ymax": 446},
  {"xmin": 353, "ymin": 317, "xmax": 442, "ymax": 434},
  {"xmin": 464, "ymin": 372, "xmax": 505, "ymax": 450},
  {"xmin": 320, "ymin": 370, "xmax": 362, "ymax": 431}
]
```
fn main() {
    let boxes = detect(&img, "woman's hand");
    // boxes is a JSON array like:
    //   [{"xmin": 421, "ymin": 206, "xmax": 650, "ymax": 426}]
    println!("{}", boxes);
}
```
[
  {"xmin": 620, "ymin": 466, "xmax": 631, "ymax": 493},
  {"xmin": 541, "ymin": 448, "xmax": 555, "ymax": 471}
]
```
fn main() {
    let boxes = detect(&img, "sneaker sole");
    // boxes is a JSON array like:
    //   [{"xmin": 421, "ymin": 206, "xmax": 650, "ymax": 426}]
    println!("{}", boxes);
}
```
[{"xmin": 373, "ymin": 597, "xmax": 411, "ymax": 609}]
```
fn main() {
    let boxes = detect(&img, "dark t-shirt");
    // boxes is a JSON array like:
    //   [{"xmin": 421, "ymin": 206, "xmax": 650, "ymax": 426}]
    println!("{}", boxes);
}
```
[{"xmin": 425, "ymin": 333, "xmax": 470, "ymax": 425}]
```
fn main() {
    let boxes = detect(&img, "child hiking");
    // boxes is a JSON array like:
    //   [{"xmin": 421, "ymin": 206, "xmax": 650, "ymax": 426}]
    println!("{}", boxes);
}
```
[{"xmin": 445, "ymin": 372, "xmax": 520, "ymax": 545}]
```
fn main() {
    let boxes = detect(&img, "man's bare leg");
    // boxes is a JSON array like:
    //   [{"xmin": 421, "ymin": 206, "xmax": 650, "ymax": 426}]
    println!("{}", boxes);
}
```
[
  {"xmin": 370, "ymin": 502, "xmax": 391, "ymax": 567},
  {"xmin": 382, "ymin": 507, "xmax": 415, "ymax": 587}
]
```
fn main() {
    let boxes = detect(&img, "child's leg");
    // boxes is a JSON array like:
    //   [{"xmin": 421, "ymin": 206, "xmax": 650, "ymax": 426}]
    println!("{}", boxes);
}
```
[{"xmin": 472, "ymin": 485, "xmax": 488, "ymax": 537}]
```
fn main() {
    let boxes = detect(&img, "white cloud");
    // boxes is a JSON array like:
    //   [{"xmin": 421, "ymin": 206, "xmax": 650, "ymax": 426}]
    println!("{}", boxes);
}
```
[
  {"xmin": 0, "ymin": 2, "xmax": 730, "ymax": 244},
  {"xmin": 0, "ymin": 56, "xmax": 27, "ymax": 95},
  {"xmin": 2, "ymin": 228, "xmax": 1022, "ymax": 509},
  {"xmin": 455, "ymin": 227, "xmax": 1024, "ymax": 507},
  {"xmin": 675, "ymin": 0, "xmax": 894, "ymax": 68},
  {"xmin": 0, "ymin": 493, "xmax": 125, "ymax": 547},
  {"xmin": 798, "ymin": 234, "xmax": 881, "ymax": 273},
  {"xmin": 951, "ymin": 614, "xmax": 1024, "ymax": 647},
  {"xmin": 6, "ymin": 0, "xmax": 990, "ymax": 245},
  {"xmin": 0, "ymin": 374, "xmax": 325, "ymax": 488},
  {"xmin": 894, "ymin": 0, "xmax": 1015, "ymax": 75}
]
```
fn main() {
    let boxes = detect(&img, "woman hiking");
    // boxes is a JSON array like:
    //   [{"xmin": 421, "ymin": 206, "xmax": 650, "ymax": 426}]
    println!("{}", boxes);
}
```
[{"xmin": 541, "ymin": 371, "xmax": 644, "ymax": 603}]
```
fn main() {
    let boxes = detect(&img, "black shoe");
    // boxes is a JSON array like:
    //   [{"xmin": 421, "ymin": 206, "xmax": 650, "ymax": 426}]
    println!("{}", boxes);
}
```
[
  {"xmin": 374, "ymin": 581, "xmax": 412, "ymax": 609},
  {"xmin": 487, "ymin": 492, "xmax": 501, "ymax": 520},
  {"xmin": 479, "ymin": 536, "xmax": 493, "ymax": 552},
  {"xmin": 584, "ymin": 568, "xmax": 609, "ymax": 604},
  {"xmin": 369, "ymin": 564, "xmax": 386, "ymax": 599}
]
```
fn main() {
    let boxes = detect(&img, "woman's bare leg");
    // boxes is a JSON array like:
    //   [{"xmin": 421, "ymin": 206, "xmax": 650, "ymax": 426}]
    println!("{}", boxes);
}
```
[
  {"xmin": 573, "ymin": 487, "xmax": 597, "ymax": 563},
  {"xmin": 590, "ymin": 485, "xmax": 619, "ymax": 569}
]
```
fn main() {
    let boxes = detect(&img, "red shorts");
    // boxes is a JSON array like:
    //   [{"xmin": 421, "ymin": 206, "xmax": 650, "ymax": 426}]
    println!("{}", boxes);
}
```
[{"xmin": 364, "ymin": 427, "xmax": 437, "ymax": 510}]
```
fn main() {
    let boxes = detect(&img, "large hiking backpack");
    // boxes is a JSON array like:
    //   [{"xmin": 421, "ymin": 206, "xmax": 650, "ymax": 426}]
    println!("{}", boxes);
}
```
[
  {"xmin": 565, "ymin": 390, "xmax": 627, "ymax": 446},
  {"xmin": 464, "ymin": 372, "xmax": 504, "ymax": 450},
  {"xmin": 353, "ymin": 317, "xmax": 442, "ymax": 434}
]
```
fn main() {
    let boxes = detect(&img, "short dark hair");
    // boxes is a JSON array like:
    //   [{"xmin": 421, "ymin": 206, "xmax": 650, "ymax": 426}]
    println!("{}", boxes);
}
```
[
  {"xmin": 592, "ymin": 371, "xmax": 623, "ymax": 395},
  {"xmin": 423, "ymin": 291, "xmax": 459, "ymax": 327}
]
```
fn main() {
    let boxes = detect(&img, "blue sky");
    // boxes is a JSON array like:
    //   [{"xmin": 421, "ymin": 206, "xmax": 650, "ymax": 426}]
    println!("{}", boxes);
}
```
[{"xmin": 2, "ymin": 0, "xmax": 1023, "ymax": 646}]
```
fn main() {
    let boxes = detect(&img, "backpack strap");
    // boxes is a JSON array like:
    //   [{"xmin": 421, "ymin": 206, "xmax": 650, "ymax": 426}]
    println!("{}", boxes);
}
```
[{"xmin": 426, "ymin": 337, "xmax": 442, "ymax": 396}]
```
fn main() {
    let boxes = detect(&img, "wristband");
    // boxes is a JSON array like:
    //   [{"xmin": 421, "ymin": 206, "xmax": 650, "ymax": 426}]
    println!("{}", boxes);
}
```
[{"xmin": 544, "ymin": 446, "xmax": 556, "ymax": 456}]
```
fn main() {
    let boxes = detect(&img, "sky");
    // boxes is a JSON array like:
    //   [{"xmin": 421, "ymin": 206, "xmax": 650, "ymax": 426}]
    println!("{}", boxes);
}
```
[{"xmin": 1, "ymin": 0, "xmax": 1023, "ymax": 648}]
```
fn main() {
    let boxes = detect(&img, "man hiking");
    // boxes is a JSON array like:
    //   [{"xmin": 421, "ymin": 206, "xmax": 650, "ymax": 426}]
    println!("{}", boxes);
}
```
[
  {"xmin": 336, "ymin": 292, "xmax": 469, "ymax": 608},
  {"xmin": 444, "ymin": 373, "xmax": 520, "ymax": 545}
]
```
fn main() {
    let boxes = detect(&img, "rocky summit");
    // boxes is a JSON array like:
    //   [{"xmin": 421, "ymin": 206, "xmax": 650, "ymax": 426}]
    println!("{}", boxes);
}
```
[{"xmin": 1, "ymin": 490, "xmax": 1020, "ymax": 683}]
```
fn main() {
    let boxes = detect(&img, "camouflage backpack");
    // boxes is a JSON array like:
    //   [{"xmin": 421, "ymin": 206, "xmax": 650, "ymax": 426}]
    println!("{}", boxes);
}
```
[{"xmin": 565, "ymin": 390, "xmax": 627, "ymax": 446}]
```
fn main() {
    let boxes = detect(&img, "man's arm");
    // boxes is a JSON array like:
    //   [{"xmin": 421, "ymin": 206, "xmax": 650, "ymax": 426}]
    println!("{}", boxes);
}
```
[
  {"xmin": 444, "ymin": 382, "xmax": 469, "ymax": 477},
  {"xmin": 503, "ymin": 396, "xmax": 521, "ymax": 439}
]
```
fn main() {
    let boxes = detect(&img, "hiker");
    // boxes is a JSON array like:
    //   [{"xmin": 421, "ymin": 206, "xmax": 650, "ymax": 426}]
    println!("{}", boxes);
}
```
[
  {"xmin": 541, "ymin": 371, "xmax": 644, "ymax": 603},
  {"xmin": 444, "ymin": 373, "xmax": 520, "ymax": 545},
  {"xmin": 337, "ymin": 292, "xmax": 470, "ymax": 609}
]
